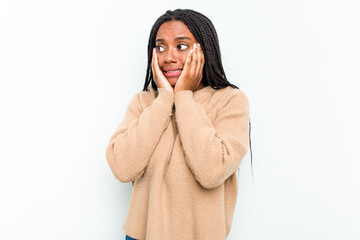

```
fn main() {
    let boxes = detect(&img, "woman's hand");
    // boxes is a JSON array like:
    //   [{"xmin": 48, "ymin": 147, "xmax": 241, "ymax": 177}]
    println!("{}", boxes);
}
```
[
  {"xmin": 151, "ymin": 47, "xmax": 174, "ymax": 94},
  {"xmin": 174, "ymin": 43, "xmax": 204, "ymax": 94}
]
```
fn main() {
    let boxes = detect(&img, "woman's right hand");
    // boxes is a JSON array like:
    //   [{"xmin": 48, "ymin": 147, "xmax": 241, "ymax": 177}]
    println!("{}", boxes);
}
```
[{"xmin": 151, "ymin": 47, "xmax": 174, "ymax": 94}]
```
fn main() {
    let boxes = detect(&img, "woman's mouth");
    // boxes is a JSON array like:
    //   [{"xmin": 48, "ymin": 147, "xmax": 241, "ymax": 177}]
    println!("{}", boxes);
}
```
[{"xmin": 163, "ymin": 69, "xmax": 182, "ymax": 77}]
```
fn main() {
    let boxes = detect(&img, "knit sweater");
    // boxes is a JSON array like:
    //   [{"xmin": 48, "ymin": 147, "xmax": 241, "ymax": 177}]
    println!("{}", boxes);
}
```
[{"xmin": 106, "ymin": 85, "xmax": 250, "ymax": 240}]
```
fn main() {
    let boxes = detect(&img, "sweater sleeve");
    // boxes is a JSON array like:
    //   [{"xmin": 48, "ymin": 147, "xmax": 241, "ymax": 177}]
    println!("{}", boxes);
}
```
[
  {"xmin": 106, "ymin": 88, "xmax": 174, "ymax": 183},
  {"xmin": 174, "ymin": 89, "xmax": 250, "ymax": 189}
]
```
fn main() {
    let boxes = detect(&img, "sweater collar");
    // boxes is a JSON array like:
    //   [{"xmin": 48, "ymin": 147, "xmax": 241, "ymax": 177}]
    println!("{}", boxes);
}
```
[
  {"xmin": 148, "ymin": 85, "xmax": 213, "ymax": 98},
  {"xmin": 193, "ymin": 85, "xmax": 212, "ymax": 98}
]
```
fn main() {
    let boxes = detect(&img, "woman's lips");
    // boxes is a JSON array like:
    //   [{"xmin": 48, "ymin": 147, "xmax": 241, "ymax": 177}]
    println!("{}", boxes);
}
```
[{"xmin": 163, "ymin": 69, "xmax": 182, "ymax": 77}]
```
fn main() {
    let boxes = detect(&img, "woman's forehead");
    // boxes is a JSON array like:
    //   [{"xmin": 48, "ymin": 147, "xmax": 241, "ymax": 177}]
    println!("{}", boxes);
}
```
[{"xmin": 156, "ymin": 21, "xmax": 195, "ymax": 41}]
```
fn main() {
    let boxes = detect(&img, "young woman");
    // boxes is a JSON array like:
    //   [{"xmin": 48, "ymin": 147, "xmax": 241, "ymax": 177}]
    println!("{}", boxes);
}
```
[{"xmin": 106, "ymin": 9, "xmax": 251, "ymax": 240}]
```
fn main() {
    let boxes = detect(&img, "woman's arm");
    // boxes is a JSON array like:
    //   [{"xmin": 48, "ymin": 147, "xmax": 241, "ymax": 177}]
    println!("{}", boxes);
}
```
[
  {"xmin": 174, "ymin": 89, "xmax": 250, "ymax": 189},
  {"xmin": 106, "ymin": 88, "xmax": 174, "ymax": 183}
]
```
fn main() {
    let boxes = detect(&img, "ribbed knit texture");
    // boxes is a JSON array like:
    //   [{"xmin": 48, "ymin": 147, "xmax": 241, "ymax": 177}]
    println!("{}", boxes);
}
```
[{"xmin": 106, "ymin": 85, "xmax": 250, "ymax": 240}]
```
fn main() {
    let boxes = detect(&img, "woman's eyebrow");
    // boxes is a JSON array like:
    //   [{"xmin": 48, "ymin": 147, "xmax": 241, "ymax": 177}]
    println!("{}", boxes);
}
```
[
  {"xmin": 155, "ymin": 36, "xmax": 192, "ymax": 43},
  {"xmin": 174, "ymin": 36, "xmax": 191, "ymax": 41}
]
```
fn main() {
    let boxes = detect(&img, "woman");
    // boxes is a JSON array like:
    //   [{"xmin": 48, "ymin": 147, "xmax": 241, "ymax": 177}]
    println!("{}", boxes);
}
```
[{"xmin": 106, "ymin": 9, "xmax": 251, "ymax": 240}]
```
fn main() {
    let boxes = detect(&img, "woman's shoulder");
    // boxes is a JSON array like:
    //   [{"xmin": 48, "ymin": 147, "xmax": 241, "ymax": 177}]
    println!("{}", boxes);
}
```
[
  {"xmin": 213, "ymin": 85, "xmax": 249, "ymax": 105},
  {"xmin": 129, "ymin": 86, "xmax": 157, "ymax": 110},
  {"xmin": 131, "ymin": 85, "xmax": 249, "ymax": 108}
]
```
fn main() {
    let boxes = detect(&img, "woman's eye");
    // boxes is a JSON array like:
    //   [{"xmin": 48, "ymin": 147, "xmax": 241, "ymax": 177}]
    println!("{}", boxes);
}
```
[
  {"xmin": 178, "ymin": 44, "xmax": 188, "ymax": 50},
  {"xmin": 156, "ymin": 46, "xmax": 165, "ymax": 52}
]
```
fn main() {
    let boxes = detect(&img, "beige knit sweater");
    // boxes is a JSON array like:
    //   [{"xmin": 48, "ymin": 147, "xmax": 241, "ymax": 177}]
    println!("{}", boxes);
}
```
[{"xmin": 106, "ymin": 85, "xmax": 250, "ymax": 240}]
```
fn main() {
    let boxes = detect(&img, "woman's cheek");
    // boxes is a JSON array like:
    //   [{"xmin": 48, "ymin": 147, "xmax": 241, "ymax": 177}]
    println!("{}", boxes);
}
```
[
  {"xmin": 157, "ymin": 55, "xmax": 164, "ymax": 67},
  {"xmin": 181, "ymin": 52, "xmax": 188, "ymax": 65}
]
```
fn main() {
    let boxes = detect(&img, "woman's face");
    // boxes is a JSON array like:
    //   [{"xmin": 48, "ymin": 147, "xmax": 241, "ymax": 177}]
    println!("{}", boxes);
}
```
[{"xmin": 155, "ymin": 20, "xmax": 198, "ymax": 86}]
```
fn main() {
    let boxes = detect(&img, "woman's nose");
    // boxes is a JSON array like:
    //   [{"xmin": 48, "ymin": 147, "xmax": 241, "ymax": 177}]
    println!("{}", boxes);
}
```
[{"xmin": 164, "ymin": 48, "xmax": 177, "ymax": 63}]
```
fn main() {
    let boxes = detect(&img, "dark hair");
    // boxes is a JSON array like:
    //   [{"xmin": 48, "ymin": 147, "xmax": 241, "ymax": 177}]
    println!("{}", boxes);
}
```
[{"xmin": 143, "ymin": 9, "xmax": 253, "ymax": 184}]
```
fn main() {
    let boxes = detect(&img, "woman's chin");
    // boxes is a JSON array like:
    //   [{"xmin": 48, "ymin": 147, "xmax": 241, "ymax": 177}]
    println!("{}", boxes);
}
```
[{"xmin": 167, "ymin": 77, "xmax": 179, "ymax": 86}]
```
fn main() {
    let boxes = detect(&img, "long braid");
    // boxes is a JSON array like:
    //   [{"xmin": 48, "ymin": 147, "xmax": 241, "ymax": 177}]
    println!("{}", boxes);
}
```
[{"xmin": 142, "ymin": 9, "xmax": 254, "ymax": 184}]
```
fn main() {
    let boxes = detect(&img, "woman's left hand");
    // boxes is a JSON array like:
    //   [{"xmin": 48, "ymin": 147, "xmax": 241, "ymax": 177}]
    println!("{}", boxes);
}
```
[{"xmin": 174, "ymin": 43, "xmax": 204, "ymax": 93}]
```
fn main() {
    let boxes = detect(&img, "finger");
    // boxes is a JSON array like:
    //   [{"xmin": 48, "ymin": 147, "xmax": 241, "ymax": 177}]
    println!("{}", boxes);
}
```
[
  {"xmin": 153, "ymin": 49, "xmax": 162, "ymax": 73},
  {"xmin": 184, "ymin": 47, "xmax": 193, "ymax": 72},
  {"xmin": 200, "ymin": 51, "xmax": 204, "ymax": 80},
  {"xmin": 151, "ymin": 48, "xmax": 155, "ymax": 68},
  {"xmin": 201, "ymin": 44, "xmax": 204, "ymax": 62},
  {"xmin": 197, "ymin": 44, "xmax": 204, "ymax": 74},
  {"xmin": 191, "ymin": 43, "xmax": 198, "ymax": 74},
  {"xmin": 151, "ymin": 49, "xmax": 154, "ymax": 72},
  {"xmin": 152, "ymin": 48, "xmax": 161, "ymax": 85},
  {"xmin": 154, "ymin": 49, "xmax": 164, "ymax": 76},
  {"xmin": 151, "ymin": 48, "xmax": 156, "ymax": 78},
  {"xmin": 154, "ymin": 47, "xmax": 159, "ymax": 67},
  {"xmin": 195, "ymin": 43, "xmax": 203, "ymax": 76}
]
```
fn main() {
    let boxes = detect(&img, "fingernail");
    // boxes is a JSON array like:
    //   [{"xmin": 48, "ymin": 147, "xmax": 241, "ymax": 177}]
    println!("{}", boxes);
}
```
[{"xmin": 194, "ymin": 43, "xmax": 196, "ymax": 49}]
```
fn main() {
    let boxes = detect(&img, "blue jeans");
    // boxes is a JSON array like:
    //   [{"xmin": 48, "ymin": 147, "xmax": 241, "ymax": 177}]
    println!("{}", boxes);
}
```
[{"xmin": 126, "ymin": 235, "xmax": 139, "ymax": 240}]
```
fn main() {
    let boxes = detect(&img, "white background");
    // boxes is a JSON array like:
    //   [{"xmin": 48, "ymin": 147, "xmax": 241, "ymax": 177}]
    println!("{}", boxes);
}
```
[{"xmin": 1, "ymin": 0, "xmax": 359, "ymax": 239}]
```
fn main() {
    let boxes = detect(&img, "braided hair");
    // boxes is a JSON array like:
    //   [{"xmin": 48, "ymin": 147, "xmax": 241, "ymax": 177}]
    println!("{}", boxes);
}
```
[{"xmin": 142, "ymin": 9, "xmax": 254, "ymax": 184}]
